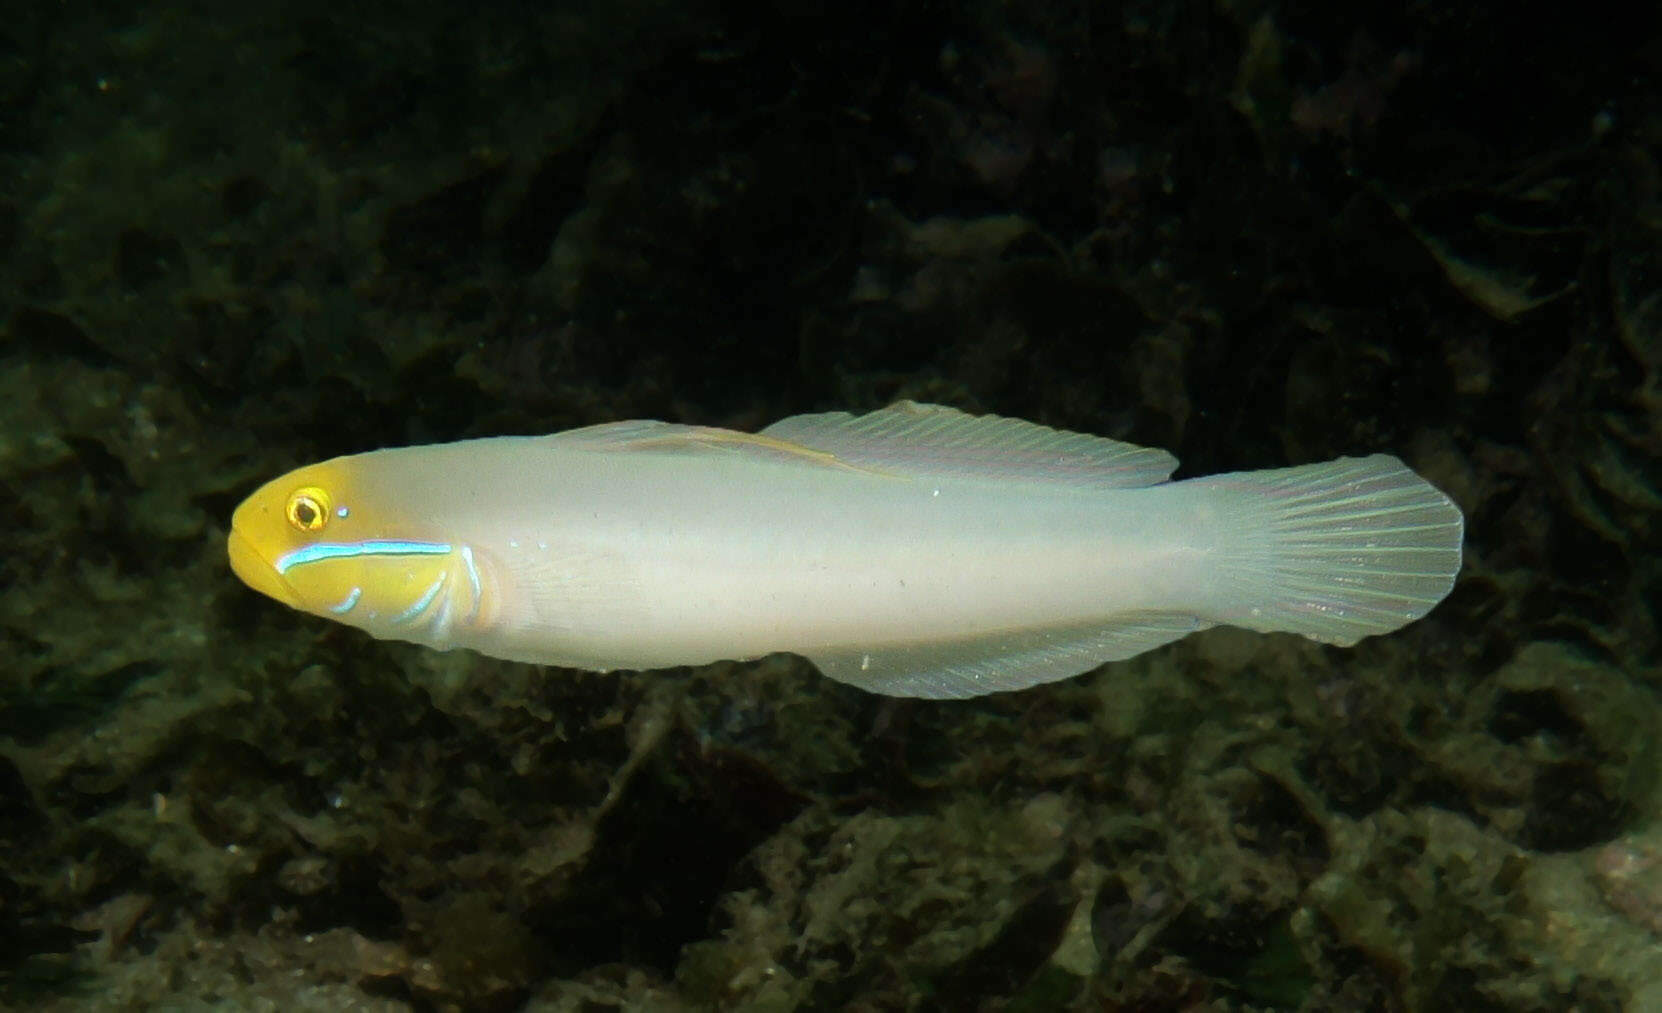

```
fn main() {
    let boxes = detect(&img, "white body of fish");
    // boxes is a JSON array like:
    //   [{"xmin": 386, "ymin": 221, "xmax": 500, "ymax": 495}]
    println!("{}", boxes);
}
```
[{"xmin": 301, "ymin": 403, "xmax": 1462, "ymax": 698}]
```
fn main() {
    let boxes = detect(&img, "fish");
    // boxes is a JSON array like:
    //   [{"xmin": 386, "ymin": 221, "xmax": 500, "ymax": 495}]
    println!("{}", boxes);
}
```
[{"xmin": 226, "ymin": 401, "xmax": 1464, "ymax": 698}]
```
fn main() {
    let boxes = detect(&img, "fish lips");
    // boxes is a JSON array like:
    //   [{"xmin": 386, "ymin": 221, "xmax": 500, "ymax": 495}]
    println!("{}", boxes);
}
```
[{"xmin": 227, "ymin": 528, "xmax": 302, "ymax": 609}]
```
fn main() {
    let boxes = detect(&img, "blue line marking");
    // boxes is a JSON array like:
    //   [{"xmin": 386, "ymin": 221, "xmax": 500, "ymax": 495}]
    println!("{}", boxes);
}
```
[
  {"xmin": 276, "ymin": 540, "xmax": 451, "ymax": 574},
  {"xmin": 461, "ymin": 545, "xmax": 481, "ymax": 620},
  {"xmin": 329, "ymin": 587, "xmax": 363, "ymax": 614},
  {"xmin": 395, "ymin": 573, "xmax": 445, "ymax": 624}
]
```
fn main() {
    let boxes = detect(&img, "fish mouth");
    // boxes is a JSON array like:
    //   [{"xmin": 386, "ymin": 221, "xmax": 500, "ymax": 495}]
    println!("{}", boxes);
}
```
[{"xmin": 227, "ymin": 528, "xmax": 302, "ymax": 609}]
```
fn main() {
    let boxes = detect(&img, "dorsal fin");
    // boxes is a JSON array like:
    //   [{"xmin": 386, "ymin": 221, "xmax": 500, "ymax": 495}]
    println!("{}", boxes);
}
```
[
  {"xmin": 551, "ymin": 419, "xmax": 703, "ymax": 447},
  {"xmin": 761, "ymin": 401, "xmax": 1177, "ymax": 488},
  {"xmin": 553, "ymin": 419, "xmax": 865, "ymax": 471}
]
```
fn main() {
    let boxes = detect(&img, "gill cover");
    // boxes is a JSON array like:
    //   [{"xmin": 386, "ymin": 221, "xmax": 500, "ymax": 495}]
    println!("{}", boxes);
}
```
[{"xmin": 227, "ymin": 456, "xmax": 483, "ymax": 646}]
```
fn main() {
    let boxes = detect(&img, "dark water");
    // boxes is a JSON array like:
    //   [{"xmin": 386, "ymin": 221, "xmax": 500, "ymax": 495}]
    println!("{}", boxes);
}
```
[{"xmin": 2, "ymin": 0, "xmax": 1659, "ymax": 1009}]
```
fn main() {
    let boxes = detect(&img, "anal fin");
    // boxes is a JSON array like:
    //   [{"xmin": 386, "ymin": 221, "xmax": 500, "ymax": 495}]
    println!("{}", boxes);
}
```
[{"xmin": 805, "ymin": 612, "xmax": 1210, "ymax": 699}]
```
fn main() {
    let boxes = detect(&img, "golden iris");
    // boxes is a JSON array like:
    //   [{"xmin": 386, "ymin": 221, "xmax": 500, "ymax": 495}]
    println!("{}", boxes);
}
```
[{"xmin": 285, "ymin": 486, "xmax": 331, "ymax": 532}]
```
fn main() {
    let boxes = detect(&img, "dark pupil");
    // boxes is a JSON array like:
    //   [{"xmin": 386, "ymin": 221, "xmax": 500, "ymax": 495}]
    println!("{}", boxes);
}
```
[{"xmin": 295, "ymin": 501, "xmax": 317, "ymax": 526}]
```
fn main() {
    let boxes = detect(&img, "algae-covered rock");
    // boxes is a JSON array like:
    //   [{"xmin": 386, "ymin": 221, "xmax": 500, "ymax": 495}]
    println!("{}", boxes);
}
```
[{"xmin": 5, "ymin": 0, "xmax": 1662, "ymax": 1009}]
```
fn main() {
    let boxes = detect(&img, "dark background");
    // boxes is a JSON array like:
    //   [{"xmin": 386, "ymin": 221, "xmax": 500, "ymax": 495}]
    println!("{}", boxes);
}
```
[{"xmin": 2, "ymin": 0, "xmax": 1660, "ymax": 1008}]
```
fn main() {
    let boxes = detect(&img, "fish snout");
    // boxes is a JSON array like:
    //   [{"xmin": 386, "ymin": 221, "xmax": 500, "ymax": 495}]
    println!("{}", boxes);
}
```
[{"xmin": 227, "ymin": 528, "xmax": 302, "ymax": 608}]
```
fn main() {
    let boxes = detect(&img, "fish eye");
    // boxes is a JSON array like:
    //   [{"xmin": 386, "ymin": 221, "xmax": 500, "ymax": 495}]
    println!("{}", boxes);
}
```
[{"xmin": 285, "ymin": 486, "xmax": 331, "ymax": 532}]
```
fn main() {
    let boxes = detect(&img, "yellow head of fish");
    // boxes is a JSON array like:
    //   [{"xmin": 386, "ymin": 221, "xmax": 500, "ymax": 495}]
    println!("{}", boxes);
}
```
[{"xmin": 227, "ymin": 453, "xmax": 485, "ymax": 646}]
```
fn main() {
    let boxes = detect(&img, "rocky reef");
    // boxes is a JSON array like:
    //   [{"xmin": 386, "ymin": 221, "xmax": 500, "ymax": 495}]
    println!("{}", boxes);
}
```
[{"xmin": 2, "ymin": 0, "xmax": 1661, "ymax": 1009}]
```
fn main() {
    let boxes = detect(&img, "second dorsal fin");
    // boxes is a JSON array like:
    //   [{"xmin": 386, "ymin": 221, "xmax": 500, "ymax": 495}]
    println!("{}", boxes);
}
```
[{"xmin": 761, "ymin": 401, "xmax": 1177, "ymax": 488}]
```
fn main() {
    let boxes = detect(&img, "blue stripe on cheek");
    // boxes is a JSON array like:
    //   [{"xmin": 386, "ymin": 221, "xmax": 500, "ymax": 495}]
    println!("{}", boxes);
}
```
[
  {"xmin": 275, "ymin": 540, "xmax": 452, "ymax": 574},
  {"xmin": 394, "ymin": 573, "xmax": 446, "ymax": 624},
  {"xmin": 329, "ymin": 587, "xmax": 363, "ymax": 614},
  {"xmin": 461, "ymin": 545, "xmax": 482, "ymax": 622}
]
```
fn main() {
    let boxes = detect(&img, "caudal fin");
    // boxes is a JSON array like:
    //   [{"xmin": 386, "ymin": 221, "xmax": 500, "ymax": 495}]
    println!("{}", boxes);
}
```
[{"xmin": 1196, "ymin": 455, "xmax": 1463, "ymax": 646}]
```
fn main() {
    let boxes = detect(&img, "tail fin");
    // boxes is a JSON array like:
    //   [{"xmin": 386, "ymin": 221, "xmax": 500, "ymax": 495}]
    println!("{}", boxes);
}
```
[{"xmin": 1195, "ymin": 455, "xmax": 1463, "ymax": 646}]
